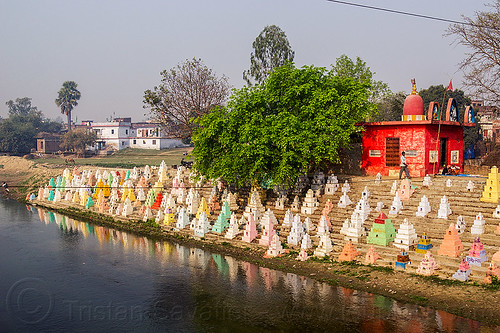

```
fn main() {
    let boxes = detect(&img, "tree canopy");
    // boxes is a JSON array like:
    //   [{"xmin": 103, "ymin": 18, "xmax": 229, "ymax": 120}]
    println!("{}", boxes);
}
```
[
  {"xmin": 55, "ymin": 81, "xmax": 81, "ymax": 131},
  {"xmin": 192, "ymin": 63, "xmax": 376, "ymax": 187},
  {"xmin": 330, "ymin": 55, "xmax": 390, "ymax": 102},
  {"xmin": 0, "ymin": 98, "xmax": 62, "ymax": 154},
  {"xmin": 243, "ymin": 25, "xmax": 295, "ymax": 86},
  {"xmin": 447, "ymin": 1, "xmax": 500, "ymax": 104},
  {"xmin": 143, "ymin": 58, "xmax": 230, "ymax": 142},
  {"xmin": 60, "ymin": 129, "xmax": 97, "ymax": 156}
]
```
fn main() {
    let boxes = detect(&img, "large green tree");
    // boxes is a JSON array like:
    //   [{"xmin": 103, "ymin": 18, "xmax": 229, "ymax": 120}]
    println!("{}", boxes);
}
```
[
  {"xmin": 447, "ymin": 1, "xmax": 500, "ymax": 104},
  {"xmin": 144, "ymin": 58, "xmax": 230, "ymax": 141},
  {"xmin": 55, "ymin": 81, "xmax": 81, "ymax": 131},
  {"xmin": 192, "ymin": 63, "xmax": 376, "ymax": 187},
  {"xmin": 0, "ymin": 98, "xmax": 62, "ymax": 153},
  {"xmin": 243, "ymin": 25, "xmax": 295, "ymax": 86},
  {"xmin": 330, "ymin": 55, "xmax": 390, "ymax": 102}
]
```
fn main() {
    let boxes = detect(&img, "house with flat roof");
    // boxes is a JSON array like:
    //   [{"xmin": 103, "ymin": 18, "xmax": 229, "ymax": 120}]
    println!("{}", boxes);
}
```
[{"xmin": 89, "ymin": 118, "xmax": 184, "ymax": 151}]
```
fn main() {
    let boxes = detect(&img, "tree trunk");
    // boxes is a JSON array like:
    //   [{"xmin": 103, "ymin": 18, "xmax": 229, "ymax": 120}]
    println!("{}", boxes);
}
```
[{"xmin": 67, "ymin": 111, "xmax": 71, "ymax": 131}]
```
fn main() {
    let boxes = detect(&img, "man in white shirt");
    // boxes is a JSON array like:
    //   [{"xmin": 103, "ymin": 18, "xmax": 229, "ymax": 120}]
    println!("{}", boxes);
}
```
[{"xmin": 399, "ymin": 151, "xmax": 410, "ymax": 179}]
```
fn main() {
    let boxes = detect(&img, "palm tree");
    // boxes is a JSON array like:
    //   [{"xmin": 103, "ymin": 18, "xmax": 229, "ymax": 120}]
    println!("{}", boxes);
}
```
[{"xmin": 55, "ymin": 81, "xmax": 81, "ymax": 131}]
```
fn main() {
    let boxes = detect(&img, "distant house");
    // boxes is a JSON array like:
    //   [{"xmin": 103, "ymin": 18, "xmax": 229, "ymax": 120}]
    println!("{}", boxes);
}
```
[
  {"xmin": 472, "ymin": 101, "xmax": 499, "ymax": 143},
  {"xmin": 89, "ymin": 118, "xmax": 185, "ymax": 151},
  {"xmin": 35, "ymin": 132, "xmax": 62, "ymax": 154}
]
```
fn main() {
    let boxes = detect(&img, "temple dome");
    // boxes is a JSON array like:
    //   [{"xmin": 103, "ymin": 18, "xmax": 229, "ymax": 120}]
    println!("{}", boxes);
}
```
[{"xmin": 403, "ymin": 94, "xmax": 424, "ymax": 116}]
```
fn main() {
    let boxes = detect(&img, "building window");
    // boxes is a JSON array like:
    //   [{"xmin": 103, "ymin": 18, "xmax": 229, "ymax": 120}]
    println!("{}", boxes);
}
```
[
  {"xmin": 385, "ymin": 137, "xmax": 400, "ymax": 167},
  {"xmin": 133, "ymin": 139, "xmax": 136, "ymax": 144},
  {"xmin": 143, "ymin": 140, "xmax": 146, "ymax": 144},
  {"xmin": 111, "ymin": 129, "xmax": 114, "ymax": 134},
  {"xmin": 152, "ymin": 140, "xmax": 156, "ymax": 145},
  {"xmin": 126, "ymin": 129, "xmax": 128, "ymax": 135},
  {"xmin": 122, "ymin": 141, "xmax": 125, "ymax": 146}
]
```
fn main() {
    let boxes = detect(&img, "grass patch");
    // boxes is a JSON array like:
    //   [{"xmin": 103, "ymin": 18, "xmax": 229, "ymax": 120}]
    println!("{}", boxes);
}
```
[
  {"xmin": 34, "ymin": 147, "xmax": 191, "ymax": 168},
  {"xmin": 408, "ymin": 295, "xmax": 428, "ymax": 303}
]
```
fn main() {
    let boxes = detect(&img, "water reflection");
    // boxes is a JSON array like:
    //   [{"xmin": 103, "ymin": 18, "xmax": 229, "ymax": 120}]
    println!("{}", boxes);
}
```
[{"xmin": 26, "ymin": 206, "xmax": 499, "ymax": 332}]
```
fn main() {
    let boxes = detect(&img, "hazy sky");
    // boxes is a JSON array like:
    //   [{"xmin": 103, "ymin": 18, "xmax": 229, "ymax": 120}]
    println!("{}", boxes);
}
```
[{"xmin": 0, "ymin": 0, "xmax": 493, "ymax": 122}]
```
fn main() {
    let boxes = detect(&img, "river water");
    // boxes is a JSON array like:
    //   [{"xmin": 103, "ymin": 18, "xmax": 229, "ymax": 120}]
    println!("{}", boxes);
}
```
[{"xmin": 0, "ymin": 198, "xmax": 496, "ymax": 332}]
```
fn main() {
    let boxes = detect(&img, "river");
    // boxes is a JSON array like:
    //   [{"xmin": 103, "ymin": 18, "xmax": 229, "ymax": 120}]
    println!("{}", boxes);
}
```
[{"xmin": 0, "ymin": 198, "xmax": 495, "ymax": 332}]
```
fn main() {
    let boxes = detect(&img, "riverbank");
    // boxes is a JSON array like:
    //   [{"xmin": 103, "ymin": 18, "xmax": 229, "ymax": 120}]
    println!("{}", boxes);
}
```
[
  {"xmin": 29, "ymin": 197, "xmax": 500, "ymax": 326},
  {"xmin": 2, "ymin": 156, "xmax": 500, "ymax": 326}
]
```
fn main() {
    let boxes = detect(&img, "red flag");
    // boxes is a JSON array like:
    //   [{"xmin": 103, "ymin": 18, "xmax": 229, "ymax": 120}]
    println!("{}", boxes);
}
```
[{"xmin": 447, "ymin": 79, "xmax": 453, "ymax": 91}]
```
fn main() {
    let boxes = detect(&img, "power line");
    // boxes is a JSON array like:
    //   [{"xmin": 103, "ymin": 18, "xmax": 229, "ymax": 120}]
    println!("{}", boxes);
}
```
[{"xmin": 325, "ymin": 0, "xmax": 500, "ymax": 31}]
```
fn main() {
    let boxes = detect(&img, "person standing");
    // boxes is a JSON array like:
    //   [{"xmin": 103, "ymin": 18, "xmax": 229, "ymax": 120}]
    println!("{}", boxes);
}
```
[{"xmin": 399, "ymin": 151, "xmax": 410, "ymax": 179}]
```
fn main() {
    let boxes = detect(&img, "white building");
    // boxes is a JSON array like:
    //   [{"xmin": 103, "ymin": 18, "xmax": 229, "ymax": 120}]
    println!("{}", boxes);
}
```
[{"xmin": 90, "ymin": 118, "xmax": 185, "ymax": 151}]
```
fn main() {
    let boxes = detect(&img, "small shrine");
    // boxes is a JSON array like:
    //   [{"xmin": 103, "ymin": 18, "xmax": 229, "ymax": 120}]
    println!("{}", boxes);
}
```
[
  {"xmin": 393, "ymin": 218, "xmax": 418, "ymax": 251},
  {"xmin": 466, "ymin": 237, "xmax": 488, "ymax": 266},
  {"xmin": 343, "ymin": 213, "xmax": 366, "ymax": 243},
  {"xmin": 211, "ymin": 201, "xmax": 231, "ymax": 233},
  {"xmin": 437, "ymin": 223, "xmax": 463, "ymax": 257},
  {"xmin": 446, "ymin": 179, "xmax": 452, "ymax": 188},
  {"xmin": 484, "ymin": 261, "xmax": 500, "ymax": 284},
  {"xmin": 416, "ymin": 252, "xmax": 440, "ymax": 276},
  {"xmin": 175, "ymin": 207, "xmax": 190, "ymax": 230},
  {"xmin": 492, "ymin": 248, "xmax": 500, "ymax": 264},
  {"xmin": 452, "ymin": 259, "xmax": 471, "ymax": 281},
  {"xmin": 163, "ymin": 207, "xmax": 176, "ymax": 225},
  {"xmin": 242, "ymin": 213, "xmax": 258, "ymax": 243},
  {"xmin": 397, "ymin": 178, "xmax": 414, "ymax": 201},
  {"xmin": 415, "ymin": 233, "xmax": 433, "ymax": 254},
  {"xmin": 243, "ymin": 189, "xmax": 266, "ymax": 221},
  {"xmin": 388, "ymin": 193, "xmax": 403, "ymax": 216},
  {"xmin": 300, "ymin": 233, "xmax": 313, "ymax": 250},
  {"xmin": 291, "ymin": 196, "xmax": 300, "ymax": 212},
  {"xmin": 301, "ymin": 189, "xmax": 319, "ymax": 215},
  {"xmin": 494, "ymin": 205, "xmax": 500, "ymax": 219},
  {"xmin": 481, "ymin": 166, "xmax": 499, "ymax": 203},
  {"xmin": 338, "ymin": 241, "xmax": 361, "ymax": 262},
  {"xmin": 395, "ymin": 250, "xmax": 411, "ymax": 270},
  {"xmin": 470, "ymin": 213, "xmax": 486, "ymax": 236},
  {"xmin": 313, "ymin": 233, "xmax": 334, "ymax": 258},
  {"xmin": 415, "ymin": 195, "xmax": 431, "ymax": 217},
  {"xmin": 324, "ymin": 174, "xmax": 339, "ymax": 195},
  {"xmin": 282, "ymin": 209, "xmax": 294, "ymax": 228},
  {"xmin": 366, "ymin": 212, "xmax": 396, "ymax": 246},
  {"xmin": 466, "ymin": 180, "xmax": 475, "ymax": 192},
  {"xmin": 375, "ymin": 173, "xmax": 382, "ymax": 185},
  {"xmin": 390, "ymin": 180, "xmax": 398, "ymax": 195},
  {"xmin": 287, "ymin": 215, "xmax": 305, "ymax": 246},
  {"xmin": 337, "ymin": 192, "xmax": 352, "ymax": 208},
  {"xmin": 264, "ymin": 234, "xmax": 285, "ymax": 258},
  {"xmin": 455, "ymin": 215, "xmax": 466, "ymax": 234},
  {"xmin": 194, "ymin": 211, "xmax": 211, "ymax": 237},
  {"xmin": 364, "ymin": 246, "xmax": 381, "ymax": 265},
  {"xmin": 358, "ymin": 80, "xmax": 474, "ymax": 177},
  {"xmin": 224, "ymin": 213, "xmax": 240, "ymax": 240},
  {"xmin": 437, "ymin": 196, "xmax": 452, "ymax": 219},
  {"xmin": 196, "ymin": 197, "xmax": 211, "ymax": 219}
]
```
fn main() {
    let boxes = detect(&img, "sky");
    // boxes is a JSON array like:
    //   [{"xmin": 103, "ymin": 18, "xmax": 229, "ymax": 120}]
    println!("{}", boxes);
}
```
[{"xmin": 0, "ymin": 0, "xmax": 493, "ymax": 123}]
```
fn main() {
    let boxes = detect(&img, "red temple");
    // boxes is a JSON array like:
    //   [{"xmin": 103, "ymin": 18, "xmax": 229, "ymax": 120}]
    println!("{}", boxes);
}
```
[{"xmin": 358, "ymin": 80, "xmax": 475, "ymax": 177}]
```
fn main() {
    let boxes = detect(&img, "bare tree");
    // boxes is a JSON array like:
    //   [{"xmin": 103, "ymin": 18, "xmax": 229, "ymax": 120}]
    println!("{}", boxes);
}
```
[
  {"xmin": 143, "ymin": 58, "xmax": 230, "ymax": 141},
  {"xmin": 447, "ymin": 1, "xmax": 500, "ymax": 104}
]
